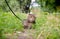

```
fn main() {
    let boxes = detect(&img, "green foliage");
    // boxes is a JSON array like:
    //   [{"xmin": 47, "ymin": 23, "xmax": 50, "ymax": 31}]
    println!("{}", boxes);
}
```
[
  {"xmin": 37, "ymin": 0, "xmax": 56, "ymax": 12},
  {"xmin": 0, "ymin": 0, "xmax": 20, "ymax": 12},
  {"xmin": 17, "ymin": 0, "xmax": 31, "ymax": 13},
  {"xmin": 0, "ymin": 10, "xmax": 60, "ymax": 39},
  {"xmin": 0, "ymin": 12, "xmax": 24, "ymax": 33},
  {"xmin": 9, "ymin": 0, "xmax": 20, "ymax": 12},
  {"xmin": 35, "ymin": 14, "xmax": 47, "ymax": 30},
  {"xmin": 0, "ymin": 0, "xmax": 31, "ymax": 13},
  {"xmin": 0, "ymin": 0, "xmax": 7, "ymax": 11},
  {"xmin": 0, "ymin": 28, "xmax": 6, "ymax": 39},
  {"xmin": 34, "ymin": 12, "xmax": 60, "ymax": 39}
]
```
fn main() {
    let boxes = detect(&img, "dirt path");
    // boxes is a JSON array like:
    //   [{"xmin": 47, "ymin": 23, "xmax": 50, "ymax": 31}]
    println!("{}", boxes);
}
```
[{"xmin": 6, "ymin": 29, "xmax": 36, "ymax": 39}]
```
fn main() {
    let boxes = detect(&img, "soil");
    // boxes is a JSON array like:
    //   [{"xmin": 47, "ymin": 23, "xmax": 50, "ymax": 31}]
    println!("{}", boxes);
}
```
[{"xmin": 6, "ymin": 29, "xmax": 36, "ymax": 39}]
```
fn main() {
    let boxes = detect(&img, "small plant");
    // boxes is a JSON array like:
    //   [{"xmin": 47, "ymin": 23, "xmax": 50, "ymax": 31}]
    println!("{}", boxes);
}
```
[{"xmin": 0, "ymin": 28, "xmax": 6, "ymax": 39}]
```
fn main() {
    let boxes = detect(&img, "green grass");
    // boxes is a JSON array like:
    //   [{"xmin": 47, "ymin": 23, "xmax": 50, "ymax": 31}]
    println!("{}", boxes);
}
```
[
  {"xmin": 35, "ymin": 12, "xmax": 60, "ymax": 39},
  {"xmin": 0, "ymin": 10, "xmax": 60, "ymax": 39},
  {"xmin": 0, "ymin": 12, "xmax": 25, "ymax": 33}
]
